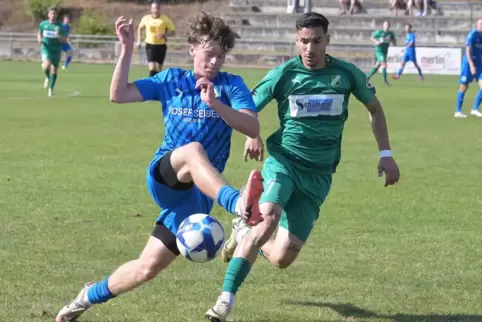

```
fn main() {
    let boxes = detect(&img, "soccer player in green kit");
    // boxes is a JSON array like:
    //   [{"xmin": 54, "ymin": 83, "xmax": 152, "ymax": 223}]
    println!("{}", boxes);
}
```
[
  {"xmin": 205, "ymin": 12, "xmax": 400, "ymax": 322},
  {"xmin": 37, "ymin": 7, "xmax": 67, "ymax": 97},
  {"xmin": 367, "ymin": 21, "xmax": 396, "ymax": 86}
]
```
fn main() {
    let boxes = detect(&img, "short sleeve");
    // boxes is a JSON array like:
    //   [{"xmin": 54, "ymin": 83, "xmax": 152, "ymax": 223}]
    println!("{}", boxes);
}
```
[
  {"xmin": 409, "ymin": 33, "xmax": 415, "ymax": 43},
  {"xmin": 351, "ymin": 65, "xmax": 376, "ymax": 105},
  {"xmin": 133, "ymin": 69, "xmax": 169, "ymax": 101},
  {"xmin": 251, "ymin": 67, "xmax": 282, "ymax": 112},
  {"xmin": 372, "ymin": 30, "xmax": 380, "ymax": 38},
  {"xmin": 164, "ymin": 16, "xmax": 176, "ymax": 32},
  {"xmin": 390, "ymin": 32, "xmax": 396, "ymax": 44},
  {"xmin": 138, "ymin": 16, "xmax": 146, "ymax": 28},
  {"xmin": 466, "ymin": 31, "xmax": 474, "ymax": 47},
  {"xmin": 227, "ymin": 76, "xmax": 257, "ymax": 112}
]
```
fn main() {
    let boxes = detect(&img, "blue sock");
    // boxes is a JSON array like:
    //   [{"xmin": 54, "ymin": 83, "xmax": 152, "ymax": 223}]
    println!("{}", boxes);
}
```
[
  {"xmin": 456, "ymin": 91, "xmax": 465, "ymax": 113},
  {"xmin": 64, "ymin": 56, "xmax": 72, "ymax": 67},
  {"xmin": 472, "ymin": 89, "xmax": 482, "ymax": 111},
  {"xmin": 397, "ymin": 66, "xmax": 404, "ymax": 77},
  {"xmin": 87, "ymin": 277, "xmax": 115, "ymax": 304},
  {"xmin": 216, "ymin": 185, "xmax": 239, "ymax": 215}
]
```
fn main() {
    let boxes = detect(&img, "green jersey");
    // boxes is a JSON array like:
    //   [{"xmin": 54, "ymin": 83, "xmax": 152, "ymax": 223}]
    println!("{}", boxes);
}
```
[
  {"xmin": 39, "ymin": 20, "xmax": 66, "ymax": 51},
  {"xmin": 252, "ymin": 55, "xmax": 376, "ymax": 174},
  {"xmin": 372, "ymin": 30, "xmax": 396, "ymax": 54}
]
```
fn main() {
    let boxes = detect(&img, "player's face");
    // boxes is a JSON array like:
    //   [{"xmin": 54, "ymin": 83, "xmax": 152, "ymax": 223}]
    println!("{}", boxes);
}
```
[
  {"xmin": 63, "ymin": 16, "xmax": 70, "ymax": 24},
  {"xmin": 296, "ymin": 27, "xmax": 329, "ymax": 70},
  {"xmin": 48, "ymin": 10, "xmax": 57, "ymax": 22},
  {"xmin": 190, "ymin": 40, "xmax": 227, "ymax": 80},
  {"xmin": 383, "ymin": 21, "xmax": 390, "ymax": 31},
  {"xmin": 405, "ymin": 25, "xmax": 411, "ymax": 33},
  {"xmin": 477, "ymin": 19, "xmax": 482, "ymax": 33},
  {"xmin": 151, "ymin": 3, "xmax": 160, "ymax": 17}
]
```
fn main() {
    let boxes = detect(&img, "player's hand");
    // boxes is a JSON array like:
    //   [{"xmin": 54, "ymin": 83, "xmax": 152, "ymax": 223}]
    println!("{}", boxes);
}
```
[
  {"xmin": 378, "ymin": 157, "xmax": 400, "ymax": 187},
  {"xmin": 470, "ymin": 64, "xmax": 477, "ymax": 76},
  {"xmin": 244, "ymin": 137, "xmax": 264, "ymax": 162},
  {"xmin": 195, "ymin": 77, "xmax": 216, "ymax": 106},
  {"xmin": 401, "ymin": 48, "xmax": 405, "ymax": 53},
  {"xmin": 115, "ymin": 16, "xmax": 135, "ymax": 47}
]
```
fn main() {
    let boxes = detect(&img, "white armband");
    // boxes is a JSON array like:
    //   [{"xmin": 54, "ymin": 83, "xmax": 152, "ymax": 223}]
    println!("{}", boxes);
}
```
[{"xmin": 379, "ymin": 150, "xmax": 392, "ymax": 158}]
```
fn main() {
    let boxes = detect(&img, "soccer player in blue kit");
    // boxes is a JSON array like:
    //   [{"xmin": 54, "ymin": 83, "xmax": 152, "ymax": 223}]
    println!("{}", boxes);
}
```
[
  {"xmin": 455, "ymin": 19, "xmax": 482, "ymax": 118},
  {"xmin": 60, "ymin": 14, "xmax": 73, "ymax": 71},
  {"xmin": 55, "ymin": 13, "xmax": 264, "ymax": 322},
  {"xmin": 392, "ymin": 24, "xmax": 424, "ymax": 81}
]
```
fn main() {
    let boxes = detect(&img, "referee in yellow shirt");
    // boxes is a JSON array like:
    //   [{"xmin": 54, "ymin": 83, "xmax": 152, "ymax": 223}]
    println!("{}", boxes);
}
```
[{"xmin": 137, "ymin": 1, "xmax": 175, "ymax": 76}]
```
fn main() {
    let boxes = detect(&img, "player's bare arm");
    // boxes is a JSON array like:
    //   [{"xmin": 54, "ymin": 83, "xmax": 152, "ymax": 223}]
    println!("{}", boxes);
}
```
[
  {"xmin": 37, "ymin": 30, "xmax": 42, "ymax": 43},
  {"xmin": 195, "ymin": 77, "xmax": 260, "ymax": 138},
  {"xmin": 110, "ymin": 17, "xmax": 144, "ymax": 103},
  {"xmin": 370, "ymin": 36, "xmax": 380, "ymax": 45},
  {"xmin": 365, "ymin": 96, "xmax": 400, "ymax": 187},
  {"xmin": 136, "ymin": 23, "xmax": 144, "ymax": 47},
  {"xmin": 466, "ymin": 46, "xmax": 476, "ymax": 75}
]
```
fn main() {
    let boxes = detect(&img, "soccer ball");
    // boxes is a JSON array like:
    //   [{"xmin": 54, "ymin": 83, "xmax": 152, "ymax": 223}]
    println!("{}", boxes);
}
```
[{"xmin": 176, "ymin": 214, "xmax": 225, "ymax": 263}]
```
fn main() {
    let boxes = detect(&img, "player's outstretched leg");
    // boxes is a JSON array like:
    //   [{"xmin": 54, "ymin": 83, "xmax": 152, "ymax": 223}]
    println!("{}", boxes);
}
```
[
  {"xmin": 414, "ymin": 62, "xmax": 424, "ymax": 80},
  {"xmin": 455, "ymin": 84, "xmax": 469, "ymax": 118},
  {"xmin": 168, "ymin": 142, "xmax": 264, "ymax": 224},
  {"xmin": 56, "ymin": 236, "xmax": 177, "ymax": 322},
  {"xmin": 205, "ymin": 202, "xmax": 282, "ymax": 321},
  {"xmin": 42, "ymin": 60, "xmax": 51, "ymax": 89},
  {"xmin": 381, "ymin": 62, "xmax": 389, "ymax": 86},
  {"xmin": 392, "ymin": 62, "xmax": 405, "ymax": 80},
  {"xmin": 62, "ymin": 49, "xmax": 73, "ymax": 71},
  {"xmin": 367, "ymin": 62, "xmax": 380, "ymax": 79},
  {"xmin": 470, "ymin": 80, "xmax": 482, "ymax": 117}
]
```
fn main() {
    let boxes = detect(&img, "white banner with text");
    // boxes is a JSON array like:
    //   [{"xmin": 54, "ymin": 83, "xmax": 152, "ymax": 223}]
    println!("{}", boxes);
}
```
[{"xmin": 385, "ymin": 47, "xmax": 462, "ymax": 75}]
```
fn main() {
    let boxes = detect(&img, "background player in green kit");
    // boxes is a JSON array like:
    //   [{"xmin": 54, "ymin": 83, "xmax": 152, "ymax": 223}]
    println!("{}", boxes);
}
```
[
  {"xmin": 205, "ymin": 13, "xmax": 400, "ymax": 322},
  {"xmin": 367, "ymin": 21, "xmax": 396, "ymax": 86},
  {"xmin": 37, "ymin": 7, "xmax": 67, "ymax": 97}
]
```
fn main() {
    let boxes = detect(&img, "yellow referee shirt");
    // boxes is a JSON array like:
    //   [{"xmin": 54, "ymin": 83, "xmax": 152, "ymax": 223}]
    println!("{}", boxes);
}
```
[{"xmin": 139, "ymin": 14, "xmax": 175, "ymax": 45}]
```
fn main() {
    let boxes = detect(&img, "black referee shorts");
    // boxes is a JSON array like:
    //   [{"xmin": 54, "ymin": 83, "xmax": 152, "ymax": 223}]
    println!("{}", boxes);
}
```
[{"xmin": 145, "ymin": 43, "xmax": 167, "ymax": 65}]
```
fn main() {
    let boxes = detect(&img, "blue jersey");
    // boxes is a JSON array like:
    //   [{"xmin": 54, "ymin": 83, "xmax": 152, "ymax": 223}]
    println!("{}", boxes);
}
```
[
  {"xmin": 62, "ymin": 23, "xmax": 70, "ymax": 36},
  {"xmin": 405, "ymin": 32, "xmax": 416, "ymax": 53},
  {"xmin": 464, "ymin": 29, "xmax": 482, "ymax": 66},
  {"xmin": 134, "ymin": 68, "xmax": 257, "ymax": 173}
]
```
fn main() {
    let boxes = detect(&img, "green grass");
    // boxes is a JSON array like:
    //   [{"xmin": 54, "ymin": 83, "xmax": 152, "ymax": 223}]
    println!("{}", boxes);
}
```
[{"xmin": 1, "ymin": 61, "xmax": 482, "ymax": 322}]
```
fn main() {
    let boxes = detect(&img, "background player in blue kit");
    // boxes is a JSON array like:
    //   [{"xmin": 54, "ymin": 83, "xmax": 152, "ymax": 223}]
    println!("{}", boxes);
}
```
[
  {"xmin": 455, "ymin": 19, "xmax": 482, "ymax": 118},
  {"xmin": 61, "ymin": 14, "xmax": 73, "ymax": 71},
  {"xmin": 55, "ymin": 13, "xmax": 264, "ymax": 322},
  {"xmin": 392, "ymin": 24, "xmax": 424, "ymax": 81}
]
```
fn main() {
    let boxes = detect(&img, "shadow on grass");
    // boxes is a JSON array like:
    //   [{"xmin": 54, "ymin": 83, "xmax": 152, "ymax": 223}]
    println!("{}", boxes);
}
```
[{"xmin": 284, "ymin": 300, "xmax": 482, "ymax": 322}]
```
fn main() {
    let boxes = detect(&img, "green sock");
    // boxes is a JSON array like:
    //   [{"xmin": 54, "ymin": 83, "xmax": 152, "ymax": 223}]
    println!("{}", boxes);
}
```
[
  {"xmin": 49, "ymin": 73, "xmax": 57, "ymax": 89},
  {"xmin": 367, "ymin": 66, "xmax": 379, "ymax": 79},
  {"xmin": 382, "ymin": 68, "xmax": 387, "ymax": 82},
  {"xmin": 221, "ymin": 257, "xmax": 251, "ymax": 295},
  {"xmin": 44, "ymin": 68, "xmax": 50, "ymax": 78}
]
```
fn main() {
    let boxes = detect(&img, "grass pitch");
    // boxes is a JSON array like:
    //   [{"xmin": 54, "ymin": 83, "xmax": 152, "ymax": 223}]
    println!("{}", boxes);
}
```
[{"xmin": 1, "ymin": 61, "xmax": 481, "ymax": 322}]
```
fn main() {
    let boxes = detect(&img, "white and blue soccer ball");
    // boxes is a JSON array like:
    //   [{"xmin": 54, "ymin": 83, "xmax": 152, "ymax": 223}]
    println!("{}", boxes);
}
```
[{"xmin": 176, "ymin": 214, "xmax": 225, "ymax": 263}]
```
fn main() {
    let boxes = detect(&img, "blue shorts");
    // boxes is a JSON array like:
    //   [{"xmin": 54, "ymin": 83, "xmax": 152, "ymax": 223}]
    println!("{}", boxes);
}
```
[
  {"xmin": 459, "ymin": 62, "xmax": 482, "ymax": 85},
  {"xmin": 61, "ymin": 43, "xmax": 72, "ymax": 52},
  {"xmin": 146, "ymin": 156, "xmax": 214, "ymax": 235},
  {"xmin": 402, "ymin": 51, "xmax": 416, "ymax": 63}
]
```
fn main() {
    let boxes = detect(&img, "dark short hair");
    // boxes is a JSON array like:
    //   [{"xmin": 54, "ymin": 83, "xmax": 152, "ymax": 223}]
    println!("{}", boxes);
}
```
[
  {"xmin": 295, "ymin": 12, "xmax": 329, "ymax": 33},
  {"xmin": 47, "ymin": 6, "xmax": 58, "ymax": 13},
  {"xmin": 406, "ymin": 23, "xmax": 412, "ymax": 28},
  {"xmin": 186, "ymin": 12, "xmax": 235, "ymax": 52}
]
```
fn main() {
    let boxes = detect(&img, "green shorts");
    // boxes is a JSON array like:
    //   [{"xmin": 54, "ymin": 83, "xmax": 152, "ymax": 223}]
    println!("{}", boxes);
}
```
[
  {"xmin": 375, "ymin": 51, "xmax": 387, "ymax": 63},
  {"xmin": 259, "ymin": 154, "xmax": 332, "ymax": 242},
  {"xmin": 41, "ymin": 47, "xmax": 61, "ymax": 68}
]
